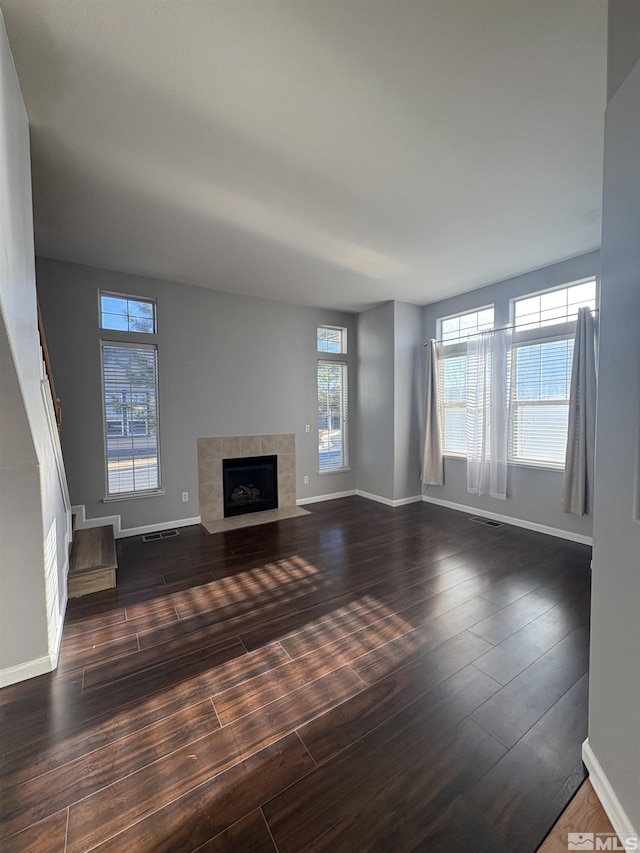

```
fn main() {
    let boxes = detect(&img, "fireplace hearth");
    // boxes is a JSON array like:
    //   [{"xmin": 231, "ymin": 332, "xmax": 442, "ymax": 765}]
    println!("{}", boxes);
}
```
[{"xmin": 222, "ymin": 455, "xmax": 278, "ymax": 518}]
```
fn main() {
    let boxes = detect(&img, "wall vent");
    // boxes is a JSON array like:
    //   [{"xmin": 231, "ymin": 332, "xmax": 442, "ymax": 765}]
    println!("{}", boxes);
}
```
[
  {"xmin": 142, "ymin": 529, "xmax": 180, "ymax": 542},
  {"xmin": 469, "ymin": 516, "xmax": 505, "ymax": 529}
]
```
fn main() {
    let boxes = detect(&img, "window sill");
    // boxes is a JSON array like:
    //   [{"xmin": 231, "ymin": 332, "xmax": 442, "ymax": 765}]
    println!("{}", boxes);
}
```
[
  {"xmin": 317, "ymin": 467, "xmax": 352, "ymax": 475},
  {"xmin": 103, "ymin": 490, "xmax": 166, "ymax": 503}
]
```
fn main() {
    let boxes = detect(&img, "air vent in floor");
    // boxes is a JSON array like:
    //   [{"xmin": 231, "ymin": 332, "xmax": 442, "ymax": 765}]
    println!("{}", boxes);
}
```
[
  {"xmin": 469, "ymin": 516, "xmax": 505, "ymax": 528},
  {"xmin": 142, "ymin": 529, "xmax": 180, "ymax": 542}
]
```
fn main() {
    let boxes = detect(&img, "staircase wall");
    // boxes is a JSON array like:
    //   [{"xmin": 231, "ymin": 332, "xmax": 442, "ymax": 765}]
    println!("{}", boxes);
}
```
[{"xmin": 0, "ymin": 10, "xmax": 71, "ymax": 686}]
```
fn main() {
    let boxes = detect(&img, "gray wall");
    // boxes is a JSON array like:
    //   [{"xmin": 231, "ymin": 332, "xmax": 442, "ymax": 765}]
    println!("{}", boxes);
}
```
[
  {"xmin": 356, "ymin": 300, "xmax": 423, "ymax": 502},
  {"xmin": 36, "ymin": 257, "xmax": 357, "ymax": 530},
  {"xmin": 393, "ymin": 301, "xmax": 423, "ymax": 501},
  {"xmin": 607, "ymin": 0, "xmax": 640, "ymax": 101},
  {"xmin": 421, "ymin": 251, "xmax": 599, "ymax": 540},
  {"xmin": 0, "ymin": 11, "xmax": 68, "ymax": 679},
  {"xmin": 587, "ymin": 2, "xmax": 640, "ymax": 832},
  {"xmin": 356, "ymin": 301, "xmax": 395, "ymax": 500}
]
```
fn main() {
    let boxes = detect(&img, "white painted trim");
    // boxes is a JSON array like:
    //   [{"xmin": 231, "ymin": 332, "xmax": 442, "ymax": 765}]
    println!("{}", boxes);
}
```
[
  {"xmin": 49, "ymin": 588, "xmax": 67, "ymax": 670},
  {"xmin": 0, "ymin": 654, "xmax": 55, "ymax": 688},
  {"xmin": 72, "ymin": 504, "xmax": 122, "ymax": 534},
  {"xmin": 421, "ymin": 494, "xmax": 593, "ymax": 545},
  {"xmin": 389, "ymin": 495, "xmax": 423, "ymax": 507},
  {"xmin": 71, "ymin": 504, "xmax": 201, "ymax": 539},
  {"xmin": 297, "ymin": 490, "xmax": 356, "ymax": 505},
  {"xmin": 356, "ymin": 489, "xmax": 394, "ymax": 506},
  {"xmin": 356, "ymin": 490, "xmax": 423, "ymax": 508},
  {"xmin": 582, "ymin": 738, "xmax": 639, "ymax": 845},
  {"xmin": 118, "ymin": 516, "xmax": 201, "ymax": 539}
]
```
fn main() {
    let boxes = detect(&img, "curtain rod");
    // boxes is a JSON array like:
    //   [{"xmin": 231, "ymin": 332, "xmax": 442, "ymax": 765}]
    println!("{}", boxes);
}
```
[{"xmin": 424, "ymin": 309, "xmax": 599, "ymax": 346}]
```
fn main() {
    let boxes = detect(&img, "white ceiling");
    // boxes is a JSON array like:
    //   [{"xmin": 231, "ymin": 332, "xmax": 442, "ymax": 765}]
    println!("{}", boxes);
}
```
[{"xmin": 1, "ymin": 0, "xmax": 606, "ymax": 313}]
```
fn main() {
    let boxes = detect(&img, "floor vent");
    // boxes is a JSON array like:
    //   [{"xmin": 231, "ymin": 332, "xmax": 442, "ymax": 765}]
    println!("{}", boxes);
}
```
[
  {"xmin": 469, "ymin": 516, "xmax": 505, "ymax": 529},
  {"xmin": 142, "ymin": 529, "xmax": 180, "ymax": 542}
]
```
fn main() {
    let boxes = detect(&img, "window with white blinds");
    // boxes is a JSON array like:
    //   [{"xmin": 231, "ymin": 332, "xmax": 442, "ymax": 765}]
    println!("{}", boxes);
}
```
[
  {"xmin": 438, "ymin": 307, "xmax": 494, "ymax": 455},
  {"xmin": 510, "ymin": 339, "xmax": 573, "ymax": 465},
  {"xmin": 435, "ymin": 278, "xmax": 596, "ymax": 468},
  {"xmin": 318, "ymin": 360, "xmax": 348, "ymax": 472},
  {"xmin": 101, "ymin": 342, "xmax": 160, "ymax": 496},
  {"xmin": 509, "ymin": 278, "xmax": 596, "ymax": 467}
]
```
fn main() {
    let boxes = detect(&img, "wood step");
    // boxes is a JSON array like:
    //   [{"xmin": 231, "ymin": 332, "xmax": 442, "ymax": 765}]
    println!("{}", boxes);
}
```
[{"xmin": 68, "ymin": 526, "xmax": 117, "ymax": 598}]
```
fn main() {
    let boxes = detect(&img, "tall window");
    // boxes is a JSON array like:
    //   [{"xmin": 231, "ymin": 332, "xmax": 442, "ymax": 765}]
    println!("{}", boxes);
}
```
[
  {"xmin": 435, "ymin": 279, "xmax": 597, "ymax": 468},
  {"xmin": 509, "ymin": 278, "xmax": 597, "ymax": 466},
  {"xmin": 438, "ymin": 307, "xmax": 494, "ymax": 454},
  {"xmin": 317, "ymin": 326, "xmax": 348, "ymax": 472},
  {"xmin": 100, "ymin": 293, "xmax": 161, "ymax": 497}
]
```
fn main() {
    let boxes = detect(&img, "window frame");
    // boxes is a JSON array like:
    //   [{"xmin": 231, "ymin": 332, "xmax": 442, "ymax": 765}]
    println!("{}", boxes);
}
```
[
  {"xmin": 317, "ymin": 324, "xmax": 350, "ymax": 474},
  {"xmin": 99, "ymin": 290, "xmax": 158, "ymax": 334},
  {"xmin": 508, "ymin": 278, "xmax": 598, "ymax": 470},
  {"xmin": 437, "ymin": 305, "xmax": 495, "ymax": 458},
  {"xmin": 434, "ymin": 279, "xmax": 597, "ymax": 470},
  {"xmin": 317, "ymin": 324, "xmax": 348, "ymax": 354},
  {"xmin": 99, "ymin": 291, "xmax": 163, "ymax": 502}
]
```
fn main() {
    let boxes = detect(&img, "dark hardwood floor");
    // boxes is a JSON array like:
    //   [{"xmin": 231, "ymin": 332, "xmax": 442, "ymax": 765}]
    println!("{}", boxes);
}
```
[{"xmin": 0, "ymin": 497, "xmax": 591, "ymax": 852}]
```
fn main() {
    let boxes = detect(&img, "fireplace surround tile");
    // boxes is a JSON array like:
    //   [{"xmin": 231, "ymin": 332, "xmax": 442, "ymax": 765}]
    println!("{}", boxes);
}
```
[
  {"xmin": 260, "ymin": 434, "xmax": 279, "ymax": 454},
  {"xmin": 240, "ymin": 435, "xmax": 261, "ymax": 457},
  {"xmin": 198, "ymin": 434, "xmax": 296, "ymax": 523},
  {"xmin": 198, "ymin": 436, "xmax": 222, "ymax": 463},
  {"xmin": 277, "ymin": 434, "xmax": 295, "ymax": 454},
  {"xmin": 278, "ymin": 472, "xmax": 296, "ymax": 496},
  {"xmin": 221, "ymin": 436, "xmax": 241, "ymax": 459}
]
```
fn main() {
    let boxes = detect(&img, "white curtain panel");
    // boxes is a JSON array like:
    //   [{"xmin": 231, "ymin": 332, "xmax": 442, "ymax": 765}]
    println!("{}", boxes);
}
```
[
  {"xmin": 466, "ymin": 328, "xmax": 512, "ymax": 500},
  {"xmin": 563, "ymin": 307, "xmax": 597, "ymax": 515},
  {"xmin": 422, "ymin": 339, "xmax": 444, "ymax": 486}
]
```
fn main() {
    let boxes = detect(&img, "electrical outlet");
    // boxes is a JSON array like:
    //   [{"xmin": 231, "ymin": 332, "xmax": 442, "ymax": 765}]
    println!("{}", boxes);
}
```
[
  {"xmin": 181, "ymin": 492, "xmax": 189, "ymax": 502},
  {"xmin": 305, "ymin": 424, "xmax": 310, "ymax": 433},
  {"xmin": 303, "ymin": 475, "xmax": 309, "ymax": 485}
]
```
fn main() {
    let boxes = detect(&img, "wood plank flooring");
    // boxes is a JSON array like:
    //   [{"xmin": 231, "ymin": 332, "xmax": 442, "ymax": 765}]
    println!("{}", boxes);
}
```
[{"xmin": 0, "ymin": 497, "xmax": 592, "ymax": 852}]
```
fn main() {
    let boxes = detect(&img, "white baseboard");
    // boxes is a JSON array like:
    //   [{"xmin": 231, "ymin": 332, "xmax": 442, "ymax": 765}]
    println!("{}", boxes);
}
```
[
  {"xmin": 356, "ymin": 489, "xmax": 423, "ymax": 508},
  {"xmin": 297, "ymin": 490, "xmax": 357, "ymax": 506},
  {"xmin": 71, "ymin": 504, "xmax": 201, "ymax": 539},
  {"xmin": 49, "ymin": 589, "xmax": 67, "ymax": 670},
  {"xmin": 582, "ymin": 738, "xmax": 639, "ymax": 845},
  {"xmin": 421, "ymin": 494, "xmax": 593, "ymax": 546},
  {"xmin": 0, "ymin": 653, "xmax": 56, "ymax": 688},
  {"xmin": 72, "ymin": 504, "xmax": 122, "ymax": 534},
  {"xmin": 118, "ymin": 517, "xmax": 201, "ymax": 539}
]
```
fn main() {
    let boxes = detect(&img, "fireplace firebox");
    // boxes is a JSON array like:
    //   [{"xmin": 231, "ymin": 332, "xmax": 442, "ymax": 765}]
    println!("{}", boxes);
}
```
[{"xmin": 222, "ymin": 455, "xmax": 278, "ymax": 518}]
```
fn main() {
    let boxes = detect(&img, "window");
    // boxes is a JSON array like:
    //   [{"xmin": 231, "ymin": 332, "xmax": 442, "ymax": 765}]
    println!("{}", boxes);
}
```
[
  {"xmin": 317, "ymin": 325, "xmax": 347, "ymax": 353},
  {"xmin": 440, "ymin": 307, "xmax": 494, "ymax": 346},
  {"xmin": 513, "ymin": 280, "xmax": 597, "ymax": 330},
  {"xmin": 435, "ymin": 278, "xmax": 597, "ymax": 468},
  {"xmin": 509, "ymin": 278, "xmax": 597, "ymax": 467},
  {"xmin": 317, "ymin": 325, "xmax": 348, "ymax": 472},
  {"xmin": 100, "ymin": 292, "xmax": 157, "ymax": 333},
  {"xmin": 100, "ymin": 291, "xmax": 161, "ymax": 498},
  {"xmin": 438, "ymin": 307, "xmax": 494, "ymax": 454}
]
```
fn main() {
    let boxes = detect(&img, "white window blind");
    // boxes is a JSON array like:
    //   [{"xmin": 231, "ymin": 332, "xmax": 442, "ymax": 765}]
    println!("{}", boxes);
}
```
[
  {"xmin": 438, "ymin": 306, "xmax": 494, "ymax": 454},
  {"xmin": 318, "ymin": 360, "xmax": 348, "ymax": 472},
  {"xmin": 509, "ymin": 279, "xmax": 596, "ymax": 467},
  {"xmin": 102, "ymin": 343, "xmax": 160, "ymax": 495},
  {"xmin": 439, "ymin": 354, "xmax": 467, "ymax": 454},
  {"xmin": 510, "ymin": 339, "xmax": 573, "ymax": 466}
]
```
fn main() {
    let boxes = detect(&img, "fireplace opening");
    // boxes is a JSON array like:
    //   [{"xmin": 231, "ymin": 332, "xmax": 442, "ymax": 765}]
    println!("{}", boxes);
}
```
[{"xmin": 222, "ymin": 455, "xmax": 278, "ymax": 518}]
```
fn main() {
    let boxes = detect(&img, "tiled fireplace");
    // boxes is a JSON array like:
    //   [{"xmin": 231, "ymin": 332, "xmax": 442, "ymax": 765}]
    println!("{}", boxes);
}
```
[{"xmin": 197, "ymin": 434, "xmax": 297, "ymax": 523}]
